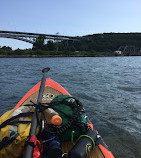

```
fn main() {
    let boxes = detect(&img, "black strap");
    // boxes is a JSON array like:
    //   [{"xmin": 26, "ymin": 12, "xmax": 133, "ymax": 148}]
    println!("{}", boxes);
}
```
[
  {"xmin": 0, "ymin": 121, "xmax": 32, "ymax": 129},
  {"xmin": 0, "ymin": 131, "xmax": 19, "ymax": 150},
  {"xmin": 0, "ymin": 112, "xmax": 33, "ymax": 129}
]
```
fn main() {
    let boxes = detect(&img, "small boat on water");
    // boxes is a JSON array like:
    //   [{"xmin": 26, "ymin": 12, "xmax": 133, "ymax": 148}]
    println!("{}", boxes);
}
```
[{"xmin": 0, "ymin": 68, "xmax": 115, "ymax": 158}]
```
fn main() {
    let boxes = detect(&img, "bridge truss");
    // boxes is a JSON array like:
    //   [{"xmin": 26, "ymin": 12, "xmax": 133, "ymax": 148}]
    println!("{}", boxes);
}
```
[
  {"xmin": 0, "ymin": 30, "xmax": 80, "ymax": 44},
  {"xmin": 118, "ymin": 46, "xmax": 141, "ymax": 56}
]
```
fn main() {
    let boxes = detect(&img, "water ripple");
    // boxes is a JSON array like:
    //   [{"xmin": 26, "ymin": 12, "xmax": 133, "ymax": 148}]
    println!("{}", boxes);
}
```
[{"xmin": 0, "ymin": 57, "xmax": 141, "ymax": 158}]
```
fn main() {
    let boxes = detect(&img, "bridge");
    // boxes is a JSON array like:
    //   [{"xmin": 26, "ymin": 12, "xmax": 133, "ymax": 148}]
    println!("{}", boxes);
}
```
[{"xmin": 0, "ymin": 30, "xmax": 81, "ymax": 45}]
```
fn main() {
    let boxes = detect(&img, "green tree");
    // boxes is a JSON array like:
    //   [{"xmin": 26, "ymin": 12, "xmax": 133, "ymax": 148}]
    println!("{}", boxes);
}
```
[
  {"xmin": 46, "ymin": 41, "xmax": 56, "ymax": 51},
  {"xmin": 1, "ymin": 46, "xmax": 12, "ymax": 51},
  {"xmin": 33, "ymin": 35, "xmax": 45, "ymax": 50}
]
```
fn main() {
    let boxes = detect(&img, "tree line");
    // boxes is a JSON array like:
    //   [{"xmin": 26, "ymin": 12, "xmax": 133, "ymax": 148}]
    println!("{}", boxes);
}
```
[{"xmin": 1, "ymin": 33, "xmax": 141, "ymax": 56}]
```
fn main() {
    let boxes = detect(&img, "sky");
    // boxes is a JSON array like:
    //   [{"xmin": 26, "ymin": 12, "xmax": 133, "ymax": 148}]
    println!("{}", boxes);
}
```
[{"xmin": 0, "ymin": 0, "xmax": 141, "ymax": 50}]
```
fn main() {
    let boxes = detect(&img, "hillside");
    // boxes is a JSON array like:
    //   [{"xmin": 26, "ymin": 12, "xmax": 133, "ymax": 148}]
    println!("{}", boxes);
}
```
[{"xmin": 82, "ymin": 33, "xmax": 141, "ymax": 52}]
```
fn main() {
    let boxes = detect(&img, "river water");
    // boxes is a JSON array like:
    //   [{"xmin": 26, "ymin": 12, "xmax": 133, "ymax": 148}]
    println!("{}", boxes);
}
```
[{"xmin": 0, "ymin": 57, "xmax": 141, "ymax": 158}]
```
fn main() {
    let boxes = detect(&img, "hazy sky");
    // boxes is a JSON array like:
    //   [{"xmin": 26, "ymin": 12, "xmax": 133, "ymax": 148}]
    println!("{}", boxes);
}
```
[{"xmin": 0, "ymin": 0, "xmax": 141, "ymax": 49}]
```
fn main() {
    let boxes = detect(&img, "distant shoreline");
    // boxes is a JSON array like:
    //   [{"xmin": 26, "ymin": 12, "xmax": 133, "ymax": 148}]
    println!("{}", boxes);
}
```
[{"xmin": 0, "ymin": 54, "xmax": 116, "ymax": 58}]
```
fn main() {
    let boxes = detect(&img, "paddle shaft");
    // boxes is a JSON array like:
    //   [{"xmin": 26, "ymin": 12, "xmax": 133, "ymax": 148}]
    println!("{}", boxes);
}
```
[{"xmin": 24, "ymin": 67, "xmax": 50, "ymax": 158}]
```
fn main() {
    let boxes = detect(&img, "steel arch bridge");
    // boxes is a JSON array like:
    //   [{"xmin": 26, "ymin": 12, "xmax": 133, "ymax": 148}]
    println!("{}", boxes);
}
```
[{"xmin": 0, "ymin": 30, "xmax": 80, "ymax": 44}]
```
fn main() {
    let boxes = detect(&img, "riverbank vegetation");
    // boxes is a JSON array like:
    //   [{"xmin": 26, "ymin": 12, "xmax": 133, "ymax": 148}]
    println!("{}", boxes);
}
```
[{"xmin": 1, "ymin": 33, "xmax": 141, "ymax": 57}]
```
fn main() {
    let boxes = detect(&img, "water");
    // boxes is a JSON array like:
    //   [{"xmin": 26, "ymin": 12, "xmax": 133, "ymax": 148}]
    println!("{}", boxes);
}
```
[{"xmin": 0, "ymin": 57, "xmax": 141, "ymax": 158}]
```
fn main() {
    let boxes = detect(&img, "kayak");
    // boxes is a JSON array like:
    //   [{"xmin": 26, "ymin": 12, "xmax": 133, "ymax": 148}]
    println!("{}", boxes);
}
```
[
  {"xmin": 16, "ymin": 78, "xmax": 114, "ymax": 158},
  {"xmin": 0, "ymin": 69, "xmax": 115, "ymax": 158}
]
